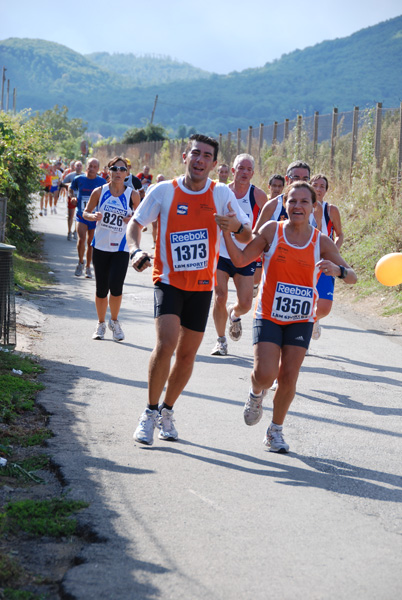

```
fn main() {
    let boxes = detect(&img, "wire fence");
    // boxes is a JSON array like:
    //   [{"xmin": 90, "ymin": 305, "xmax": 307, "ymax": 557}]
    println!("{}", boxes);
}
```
[{"xmin": 94, "ymin": 103, "xmax": 402, "ymax": 185}]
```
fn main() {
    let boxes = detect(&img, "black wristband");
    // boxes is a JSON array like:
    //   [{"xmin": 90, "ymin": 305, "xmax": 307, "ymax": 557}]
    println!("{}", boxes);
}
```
[
  {"xmin": 235, "ymin": 223, "xmax": 244, "ymax": 235},
  {"xmin": 130, "ymin": 249, "xmax": 142, "ymax": 260},
  {"xmin": 337, "ymin": 265, "xmax": 347, "ymax": 279}
]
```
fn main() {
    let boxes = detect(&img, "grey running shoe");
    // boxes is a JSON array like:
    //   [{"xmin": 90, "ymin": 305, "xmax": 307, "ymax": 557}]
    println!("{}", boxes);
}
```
[
  {"xmin": 54, "ymin": 207, "xmax": 57, "ymax": 214},
  {"xmin": 73, "ymin": 230, "xmax": 77, "ymax": 240},
  {"xmin": 211, "ymin": 336, "xmax": 228, "ymax": 356},
  {"xmin": 92, "ymin": 321, "xmax": 106, "ymax": 340},
  {"xmin": 243, "ymin": 390, "xmax": 264, "ymax": 426},
  {"xmin": 158, "ymin": 408, "xmax": 178, "ymax": 441},
  {"xmin": 67, "ymin": 232, "xmax": 72, "ymax": 241},
  {"xmin": 134, "ymin": 409, "xmax": 158, "ymax": 445},
  {"xmin": 44, "ymin": 208, "xmax": 47, "ymax": 216},
  {"xmin": 108, "ymin": 319, "xmax": 124, "ymax": 342},
  {"xmin": 85, "ymin": 266, "xmax": 92, "ymax": 279},
  {"xmin": 74, "ymin": 262, "xmax": 84, "ymax": 277},
  {"xmin": 263, "ymin": 424, "xmax": 289, "ymax": 453},
  {"xmin": 228, "ymin": 304, "xmax": 242, "ymax": 341},
  {"xmin": 312, "ymin": 320, "xmax": 321, "ymax": 340}
]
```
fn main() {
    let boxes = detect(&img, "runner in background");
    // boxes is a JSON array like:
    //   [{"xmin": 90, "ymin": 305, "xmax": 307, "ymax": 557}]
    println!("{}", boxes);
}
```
[
  {"xmin": 124, "ymin": 159, "xmax": 144, "ymax": 199},
  {"xmin": 217, "ymin": 164, "xmax": 229, "ymax": 184},
  {"xmin": 136, "ymin": 165, "xmax": 153, "ymax": 194},
  {"xmin": 38, "ymin": 162, "xmax": 52, "ymax": 216},
  {"xmin": 253, "ymin": 173, "xmax": 285, "ymax": 298},
  {"xmin": 63, "ymin": 161, "xmax": 83, "ymax": 240},
  {"xmin": 83, "ymin": 156, "xmax": 140, "ymax": 342},
  {"xmin": 211, "ymin": 153, "xmax": 267, "ymax": 356},
  {"xmin": 310, "ymin": 173, "xmax": 344, "ymax": 341},
  {"xmin": 69, "ymin": 158, "xmax": 106, "ymax": 278}
]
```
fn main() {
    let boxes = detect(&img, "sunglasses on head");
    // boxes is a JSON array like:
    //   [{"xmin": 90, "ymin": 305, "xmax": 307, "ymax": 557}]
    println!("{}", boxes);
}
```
[{"xmin": 109, "ymin": 166, "xmax": 127, "ymax": 172}]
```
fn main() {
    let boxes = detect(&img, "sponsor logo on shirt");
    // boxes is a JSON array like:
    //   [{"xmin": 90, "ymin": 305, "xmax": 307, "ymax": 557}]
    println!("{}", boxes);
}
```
[{"xmin": 177, "ymin": 204, "xmax": 188, "ymax": 215}]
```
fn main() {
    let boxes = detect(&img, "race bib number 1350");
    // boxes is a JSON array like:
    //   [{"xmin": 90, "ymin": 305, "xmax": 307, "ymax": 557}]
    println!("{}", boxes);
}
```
[
  {"xmin": 272, "ymin": 282, "xmax": 314, "ymax": 321},
  {"xmin": 170, "ymin": 229, "xmax": 209, "ymax": 271}
]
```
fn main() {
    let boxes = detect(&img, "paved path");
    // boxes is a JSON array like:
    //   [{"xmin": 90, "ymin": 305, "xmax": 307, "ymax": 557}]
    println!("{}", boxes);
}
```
[{"xmin": 24, "ymin": 201, "xmax": 402, "ymax": 599}]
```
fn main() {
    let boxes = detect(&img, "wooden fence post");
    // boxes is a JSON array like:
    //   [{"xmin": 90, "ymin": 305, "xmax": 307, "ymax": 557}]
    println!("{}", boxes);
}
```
[
  {"xmin": 398, "ymin": 102, "xmax": 402, "ymax": 184},
  {"xmin": 258, "ymin": 123, "xmax": 264, "ymax": 168},
  {"xmin": 272, "ymin": 121, "xmax": 278, "ymax": 147},
  {"xmin": 313, "ymin": 111, "xmax": 319, "ymax": 166},
  {"xmin": 296, "ymin": 115, "xmax": 302, "ymax": 157},
  {"xmin": 247, "ymin": 126, "xmax": 252, "ymax": 154},
  {"xmin": 374, "ymin": 102, "xmax": 382, "ymax": 169},
  {"xmin": 237, "ymin": 129, "xmax": 241, "ymax": 155},
  {"xmin": 284, "ymin": 119, "xmax": 289, "ymax": 140},
  {"xmin": 350, "ymin": 106, "xmax": 359, "ymax": 180},
  {"xmin": 227, "ymin": 132, "xmax": 232, "ymax": 164},
  {"xmin": 330, "ymin": 108, "xmax": 338, "ymax": 173}
]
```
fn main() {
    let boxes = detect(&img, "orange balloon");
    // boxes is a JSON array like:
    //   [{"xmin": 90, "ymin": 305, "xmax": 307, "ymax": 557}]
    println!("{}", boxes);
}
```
[{"xmin": 375, "ymin": 253, "xmax": 402, "ymax": 286}]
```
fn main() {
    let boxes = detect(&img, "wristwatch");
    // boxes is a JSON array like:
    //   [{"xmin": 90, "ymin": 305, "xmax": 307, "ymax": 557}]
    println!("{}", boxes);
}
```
[
  {"xmin": 337, "ymin": 265, "xmax": 347, "ymax": 279},
  {"xmin": 130, "ymin": 249, "xmax": 142, "ymax": 260},
  {"xmin": 234, "ymin": 223, "xmax": 244, "ymax": 235}
]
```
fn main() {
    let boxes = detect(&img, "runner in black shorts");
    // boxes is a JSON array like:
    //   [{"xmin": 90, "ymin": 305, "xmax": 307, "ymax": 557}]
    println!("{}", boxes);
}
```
[{"xmin": 154, "ymin": 282, "xmax": 212, "ymax": 332}]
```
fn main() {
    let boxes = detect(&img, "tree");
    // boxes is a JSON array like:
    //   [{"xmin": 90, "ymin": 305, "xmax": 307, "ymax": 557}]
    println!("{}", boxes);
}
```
[
  {"xmin": 0, "ymin": 112, "xmax": 50, "ymax": 251},
  {"xmin": 121, "ymin": 123, "xmax": 168, "ymax": 144},
  {"xmin": 32, "ymin": 105, "xmax": 88, "ymax": 159}
]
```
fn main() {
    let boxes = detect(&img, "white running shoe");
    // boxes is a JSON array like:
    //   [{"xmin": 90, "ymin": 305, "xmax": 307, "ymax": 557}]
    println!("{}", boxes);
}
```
[
  {"xmin": 263, "ymin": 424, "xmax": 289, "ymax": 453},
  {"xmin": 312, "ymin": 320, "xmax": 321, "ymax": 340},
  {"xmin": 54, "ymin": 207, "xmax": 57, "ymax": 214},
  {"xmin": 134, "ymin": 409, "xmax": 159, "ymax": 445},
  {"xmin": 74, "ymin": 262, "xmax": 84, "ymax": 277},
  {"xmin": 108, "ymin": 319, "xmax": 125, "ymax": 342},
  {"xmin": 158, "ymin": 408, "xmax": 178, "ymax": 441},
  {"xmin": 92, "ymin": 321, "xmax": 106, "ymax": 340},
  {"xmin": 211, "ymin": 337, "xmax": 228, "ymax": 356},
  {"xmin": 270, "ymin": 379, "xmax": 278, "ymax": 391},
  {"xmin": 243, "ymin": 390, "xmax": 264, "ymax": 426},
  {"xmin": 85, "ymin": 266, "xmax": 92, "ymax": 279},
  {"xmin": 44, "ymin": 208, "xmax": 47, "ymax": 216},
  {"xmin": 228, "ymin": 304, "xmax": 242, "ymax": 341}
]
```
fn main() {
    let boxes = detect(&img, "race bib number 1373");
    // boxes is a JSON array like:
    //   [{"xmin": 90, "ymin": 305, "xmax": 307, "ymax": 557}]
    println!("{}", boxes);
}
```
[{"xmin": 170, "ymin": 229, "xmax": 209, "ymax": 271}]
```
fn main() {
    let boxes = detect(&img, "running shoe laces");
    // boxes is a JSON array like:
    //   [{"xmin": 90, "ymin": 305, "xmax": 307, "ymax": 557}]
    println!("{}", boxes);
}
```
[
  {"xmin": 158, "ymin": 408, "xmax": 178, "ymax": 441},
  {"xmin": 243, "ymin": 391, "xmax": 264, "ymax": 426},
  {"xmin": 134, "ymin": 409, "xmax": 158, "ymax": 445},
  {"xmin": 211, "ymin": 337, "xmax": 228, "ymax": 356},
  {"xmin": 108, "ymin": 319, "xmax": 125, "ymax": 342},
  {"xmin": 263, "ymin": 425, "xmax": 289, "ymax": 453}
]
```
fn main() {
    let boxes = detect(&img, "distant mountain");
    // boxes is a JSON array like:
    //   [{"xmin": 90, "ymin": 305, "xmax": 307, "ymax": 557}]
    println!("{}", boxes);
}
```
[
  {"xmin": 85, "ymin": 52, "xmax": 211, "ymax": 85},
  {"xmin": 1, "ymin": 16, "xmax": 402, "ymax": 138}
]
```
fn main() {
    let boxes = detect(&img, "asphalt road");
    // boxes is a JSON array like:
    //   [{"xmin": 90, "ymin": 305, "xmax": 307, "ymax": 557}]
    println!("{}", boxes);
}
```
[{"xmin": 23, "ymin": 199, "xmax": 402, "ymax": 599}]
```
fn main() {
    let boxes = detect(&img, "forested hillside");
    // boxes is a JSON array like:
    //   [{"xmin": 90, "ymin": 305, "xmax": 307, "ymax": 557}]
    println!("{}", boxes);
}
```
[
  {"xmin": 85, "ymin": 52, "xmax": 211, "ymax": 85},
  {"xmin": 1, "ymin": 15, "xmax": 401, "ymax": 137}
]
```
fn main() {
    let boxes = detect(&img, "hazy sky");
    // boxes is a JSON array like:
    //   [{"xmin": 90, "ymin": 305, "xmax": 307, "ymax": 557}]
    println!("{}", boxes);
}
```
[{"xmin": 2, "ymin": 1, "xmax": 401, "ymax": 73}]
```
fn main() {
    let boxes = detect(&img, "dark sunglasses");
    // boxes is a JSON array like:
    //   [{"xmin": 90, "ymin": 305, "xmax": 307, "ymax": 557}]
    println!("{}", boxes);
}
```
[{"xmin": 109, "ymin": 166, "xmax": 127, "ymax": 172}]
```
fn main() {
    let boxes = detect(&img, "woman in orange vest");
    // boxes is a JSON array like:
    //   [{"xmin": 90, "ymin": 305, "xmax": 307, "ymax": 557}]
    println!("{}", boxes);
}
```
[{"xmin": 218, "ymin": 181, "xmax": 357, "ymax": 453}]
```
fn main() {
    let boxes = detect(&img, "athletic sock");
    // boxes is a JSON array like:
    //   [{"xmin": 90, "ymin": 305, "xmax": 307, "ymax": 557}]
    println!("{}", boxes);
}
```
[
  {"xmin": 159, "ymin": 402, "xmax": 173, "ymax": 412},
  {"xmin": 230, "ymin": 309, "xmax": 241, "ymax": 322},
  {"xmin": 147, "ymin": 403, "xmax": 159, "ymax": 412}
]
